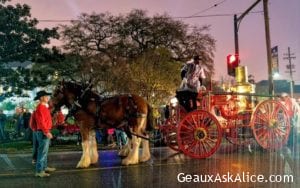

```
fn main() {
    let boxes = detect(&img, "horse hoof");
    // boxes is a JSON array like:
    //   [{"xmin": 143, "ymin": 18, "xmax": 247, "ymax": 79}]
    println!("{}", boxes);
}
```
[
  {"xmin": 76, "ymin": 164, "xmax": 89, "ymax": 168},
  {"xmin": 76, "ymin": 161, "xmax": 91, "ymax": 168},
  {"xmin": 121, "ymin": 159, "xmax": 130, "ymax": 166},
  {"xmin": 139, "ymin": 156, "xmax": 150, "ymax": 163},
  {"xmin": 90, "ymin": 160, "xmax": 98, "ymax": 165},
  {"xmin": 121, "ymin": 159, "xmax": 138, "ymax": 166}
]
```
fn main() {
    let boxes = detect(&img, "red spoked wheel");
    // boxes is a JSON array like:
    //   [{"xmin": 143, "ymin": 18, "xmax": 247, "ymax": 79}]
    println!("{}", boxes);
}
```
[
  {"xmin": 177, "ymin": 110, "xmax": 222, "ymax": 159},
  {"xmin": 162, "ymin": 105, "xmax": 187, "ymax": 152},
  {"xmin": 251, "ymin": 100, "xmax": 290, "ymax": 150},
  {"xmin": 162, "ymin": 124, "xmax": 180, "ymax": 151}
]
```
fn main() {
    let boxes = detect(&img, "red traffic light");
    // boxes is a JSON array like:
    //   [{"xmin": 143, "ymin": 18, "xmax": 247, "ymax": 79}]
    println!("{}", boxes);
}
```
[
  {"xmin": 227, "ymin": 54, "xmax": 239, "ymax": 76},
  {"xmin": 228, "ymin": 55, "xmax": 236, "ymax": 63}
]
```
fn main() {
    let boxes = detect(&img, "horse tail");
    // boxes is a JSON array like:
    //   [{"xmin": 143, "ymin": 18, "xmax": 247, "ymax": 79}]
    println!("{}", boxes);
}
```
[{"xmin": 146, "ymin": 104, "xmax": 154, "ymax": 131}]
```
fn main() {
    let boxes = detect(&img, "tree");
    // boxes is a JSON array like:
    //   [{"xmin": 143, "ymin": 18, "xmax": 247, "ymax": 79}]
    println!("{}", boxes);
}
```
[
  {"xmin": 60, "ymin": 12, "xmax": 118, "ymax": 60},
  {"xmin": 61, "ymin": 10, "xmax": 215, "ymax": 63},
  {"xmin": 127, "ymin": 48, "xmax": 182, "ymax": 105},
  {"xmin": 60, "ymin": 10, "xmax": 216, "ymax": 103},
  {"xmin": 0, "ymin": 1, "xmax": 59, "ymax": 99},
  {"xmin": 0, "ymin": 2, "xmax": 58, "ymax": 62}
]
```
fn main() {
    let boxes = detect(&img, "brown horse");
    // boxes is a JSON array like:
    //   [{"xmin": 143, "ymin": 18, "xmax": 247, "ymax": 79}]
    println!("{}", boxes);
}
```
[{"xmin": 51, "ymin": 81, "xmax": 153, "ymax": 168}]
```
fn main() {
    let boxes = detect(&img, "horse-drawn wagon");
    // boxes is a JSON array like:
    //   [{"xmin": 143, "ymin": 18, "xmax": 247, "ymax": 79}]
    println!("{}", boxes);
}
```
[{"xmin": 160, "ymin": 66, "xmax": 291, "ymax": 158}]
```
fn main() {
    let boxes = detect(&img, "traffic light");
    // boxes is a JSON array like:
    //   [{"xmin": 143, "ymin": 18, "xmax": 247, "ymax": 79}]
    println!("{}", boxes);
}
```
[{"xmin": 227, "ymin": 54, "xmax": 239, "ymax": 76}]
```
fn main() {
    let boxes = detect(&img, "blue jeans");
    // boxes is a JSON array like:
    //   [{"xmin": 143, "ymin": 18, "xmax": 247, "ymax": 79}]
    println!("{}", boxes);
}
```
[
  {"xmin": 32, "ymin": 131, "xmax": 38, "ymax": 161},
  {"xmin": 36, "ymin": 131, "xmax": 50, "ymax": 173},
  {"xmin": 115, "ymin": 129, "xmax": 127, "ymax": 147}
]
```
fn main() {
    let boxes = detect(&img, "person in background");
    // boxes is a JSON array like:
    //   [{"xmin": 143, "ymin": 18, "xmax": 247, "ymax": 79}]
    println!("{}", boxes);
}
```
[
  {"xmin": 95, "ymin": 129, "xmax": 104, "ymax": 144},
  {"xmin": 164, "ymin": 105, "xmax": 170, "ymax": 120},
  {"xmin": 280, "ymin": 93, "xmax": 300, "ymax": 158},
  {"xmin": 23, "ymin": 108, "xmax": 32, "ymax": 141},
  {"xmin": 115, "ymin": 129, "xmax": 128, "ymax": 150},
  {"xmin": 15, "ymin": 107, "xmax": 24, "ymax": 137},
  {"xmin": 33, "ymin": 90, "xmax": 56, "ymax": 178},
  {"xmin": 0, "ymin": 109, "xmax": 7, "ymax": 141},
  {"xmin": 29, "ymin": 109, "xmax": 38, "ymax": 164},
  {"xmin": 107, "ymin": 128, "xmax": 116, "ymax": 148},
  {"xmin": 52, "ymin": 110, "xmax": 65, "ymax": 130}
]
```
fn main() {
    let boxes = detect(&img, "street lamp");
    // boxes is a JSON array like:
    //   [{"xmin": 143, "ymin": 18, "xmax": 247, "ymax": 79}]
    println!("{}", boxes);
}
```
[{"xmin": 273, "ymin": 72, "xmax": 280, "ymax": 79}]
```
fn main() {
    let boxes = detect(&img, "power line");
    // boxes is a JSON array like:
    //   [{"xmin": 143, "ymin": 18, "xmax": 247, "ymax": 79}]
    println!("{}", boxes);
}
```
[
  {"xmin": 174, "ymin": 11, "xmax": 263, "ymax": 19},
  {"xmin": 189, "ymin": 0, "xmax": 228, "ymax": 17},
  {"xmin": 37, "ymin": 11, "xmax": 264, "ymax": 23},
  {"xmin": 39, "ymin": 19, "xmax": 73, "ymax": 22}
]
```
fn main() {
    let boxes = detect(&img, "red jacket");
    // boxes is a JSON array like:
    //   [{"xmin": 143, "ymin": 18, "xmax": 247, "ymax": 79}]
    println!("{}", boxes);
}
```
[{"xmin": 35, "ymin": 103, "xmax": 52, "ymax": 135}]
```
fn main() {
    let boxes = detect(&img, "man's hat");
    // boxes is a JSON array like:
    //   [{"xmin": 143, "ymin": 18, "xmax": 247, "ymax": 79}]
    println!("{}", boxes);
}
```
[{"xmin": 34, "ymin": 90, "xmax": 51, "ymax": 100}]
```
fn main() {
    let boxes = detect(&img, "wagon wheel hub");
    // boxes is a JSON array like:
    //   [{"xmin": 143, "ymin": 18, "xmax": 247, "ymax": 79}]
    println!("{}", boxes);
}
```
[
  {"xmin": 194, "ymin": 127, "xmax": 207, "ymax": 141},
  {"xmin": 269, "ymin": 119, "xmax": 278, "ymax": 128}
]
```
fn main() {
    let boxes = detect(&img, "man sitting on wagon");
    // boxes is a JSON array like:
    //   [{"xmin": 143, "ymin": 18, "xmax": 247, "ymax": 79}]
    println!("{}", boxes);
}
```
[{"xmin": 177, "ymin": 55, "xmax": 206, "ymax": 112}]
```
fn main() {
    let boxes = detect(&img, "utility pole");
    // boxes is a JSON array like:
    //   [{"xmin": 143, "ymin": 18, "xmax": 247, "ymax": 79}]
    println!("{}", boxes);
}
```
[
  {"xmin": 263, "ymin": 0, "xmax": 274, "ymax": 95},
  {"xmin": 234, "ymin": 0, "xmax": 261, "ymax": 56},
  {"xmin": 283, "ymin": 47, "xmax": 296, "ymax": 97},
  {"xmin": 233, "ymin": 0, "xmax": 274, "ymax": 95}
]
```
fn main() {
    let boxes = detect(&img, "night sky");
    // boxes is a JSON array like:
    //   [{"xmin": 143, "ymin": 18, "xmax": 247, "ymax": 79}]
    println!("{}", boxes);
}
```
[{"xmin": 11, "ymin": 0, "xmax": 300, "ymax": 82}]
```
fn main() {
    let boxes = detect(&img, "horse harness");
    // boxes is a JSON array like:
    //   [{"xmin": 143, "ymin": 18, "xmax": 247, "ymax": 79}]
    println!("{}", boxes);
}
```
[
  {"xmin": 98, "ymin": 94, "xmax": 147, "ymax": 127},
  {"xmin": 70, "ymin": 91, "xmax": 147, "ymax": 137}
]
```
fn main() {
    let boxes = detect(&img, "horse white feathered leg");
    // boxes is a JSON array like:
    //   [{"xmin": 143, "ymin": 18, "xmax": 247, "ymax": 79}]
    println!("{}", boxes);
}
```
[
  {"xmin": 140, "ymin": 133, "xmax": 151, "ymax": 162},
  {"xmin": 121, "ymin": 117, "xmax": 149, "ymax": 165},
  {"xmin": 89, "ymin": 130, "xmax": 99, "ymax": 164}
]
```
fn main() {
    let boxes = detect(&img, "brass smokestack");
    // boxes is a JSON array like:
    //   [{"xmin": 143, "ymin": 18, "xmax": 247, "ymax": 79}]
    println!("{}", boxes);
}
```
[{"xmin": 235, "ymin": 66, "xmax": 248, "ymax": 83}]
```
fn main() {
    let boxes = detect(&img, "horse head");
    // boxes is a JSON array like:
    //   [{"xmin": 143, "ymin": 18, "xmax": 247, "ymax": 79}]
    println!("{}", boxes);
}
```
[{"xmin": 51, "ymin": 80, "xmax": 84, "ymax": 113}]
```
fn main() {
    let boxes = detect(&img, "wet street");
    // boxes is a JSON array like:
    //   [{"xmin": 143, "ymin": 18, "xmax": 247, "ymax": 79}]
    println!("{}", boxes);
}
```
[{"xmin": 0, "ymin": 145, "xmax": 299, "ymax": 188}]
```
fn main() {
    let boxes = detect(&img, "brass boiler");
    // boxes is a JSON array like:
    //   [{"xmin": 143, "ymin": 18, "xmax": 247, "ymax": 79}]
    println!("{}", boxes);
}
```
[{"xmin": 230, "ymin": 66, "xmax": 255, "ymax": 112}]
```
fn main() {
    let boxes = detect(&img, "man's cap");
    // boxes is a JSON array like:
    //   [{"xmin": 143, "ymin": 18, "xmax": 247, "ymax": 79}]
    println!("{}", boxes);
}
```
[{"xmin": 34, "ymin": 90, "xmax": 51, "ymax": 100}]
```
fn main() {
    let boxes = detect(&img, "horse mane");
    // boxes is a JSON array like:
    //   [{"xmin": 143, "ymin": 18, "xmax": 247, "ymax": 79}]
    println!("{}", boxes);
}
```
[
  {"xmin": 63, "ymin": 81, "xmax": 83, "ymax": 97},
  {"xmin": 64, "ymin": 81, "xmax": 103, "ymax": 103}
]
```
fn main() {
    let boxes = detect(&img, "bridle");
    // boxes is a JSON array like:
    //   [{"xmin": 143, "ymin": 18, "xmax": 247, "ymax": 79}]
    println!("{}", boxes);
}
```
[{"xmin": 52, "ymin": 82, "xmax": 94, "ymax": 118}]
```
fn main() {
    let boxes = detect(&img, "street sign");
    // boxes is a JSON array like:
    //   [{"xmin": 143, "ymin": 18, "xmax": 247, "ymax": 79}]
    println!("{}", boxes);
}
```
[{"xmin": 271, "ymin": 46, "xmax": 279, "ymax": 74}]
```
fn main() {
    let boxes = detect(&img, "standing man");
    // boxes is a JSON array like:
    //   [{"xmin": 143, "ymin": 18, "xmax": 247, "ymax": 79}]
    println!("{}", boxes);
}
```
[
  {"xmin": 34, "ymin": 90, "xmax": 56, "ymax": 177},
  {"xmin": 0, "ymin": 109, "xmax": 7, "ymax": 141},
  {"xmin": 179, "ymin": 55, "xmax": 206, "ymax": 111}
]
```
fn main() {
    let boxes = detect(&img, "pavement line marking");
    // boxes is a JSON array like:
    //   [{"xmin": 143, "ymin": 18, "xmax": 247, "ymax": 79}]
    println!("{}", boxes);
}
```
[
  {"xmin": 0, "ymin": 154, "xmax": 16, "ymax": 171},
  {"xmin": 0, "ymin": 162, "xmax": 184, "ymax": 177},
  {"xmin": 56, "ymin": 162, "xmax": 185, "ymax": 173}
]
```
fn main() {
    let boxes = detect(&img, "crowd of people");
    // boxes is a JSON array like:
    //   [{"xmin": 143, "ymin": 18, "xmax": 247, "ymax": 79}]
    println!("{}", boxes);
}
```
[{"xmin": 0, "ymin": 107, "xmax": 33, "ymax": 142}]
